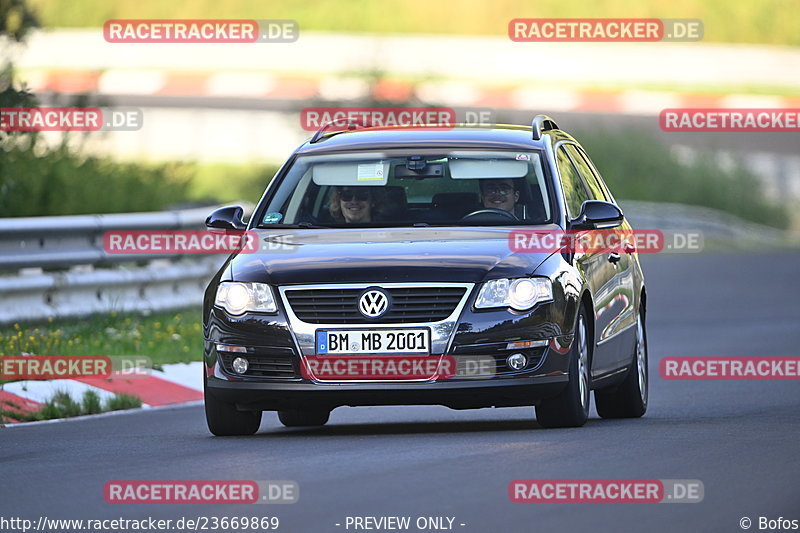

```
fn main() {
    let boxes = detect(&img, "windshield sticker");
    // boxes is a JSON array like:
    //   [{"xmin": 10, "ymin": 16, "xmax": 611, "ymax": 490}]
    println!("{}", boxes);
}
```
[
  {"xmin": 357, "ymin": 162, "xmax": 385, "ymax": 181},
  {"xmin": 262, "ymin": 212, "xmax": 283, "ymax": 224},
  {"xmin": 515, "ymin": 154, "xmax": 531, "ymax": 160}
]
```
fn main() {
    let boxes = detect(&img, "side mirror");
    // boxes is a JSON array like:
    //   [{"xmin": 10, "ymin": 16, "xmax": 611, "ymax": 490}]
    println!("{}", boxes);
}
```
[
  {"xmin": 569, "ymin": 201, "xmax": 624, "ymax": 230},
  {"xmin": 206, "ymin": 206, "xmax": 246, "ymax": 231}
]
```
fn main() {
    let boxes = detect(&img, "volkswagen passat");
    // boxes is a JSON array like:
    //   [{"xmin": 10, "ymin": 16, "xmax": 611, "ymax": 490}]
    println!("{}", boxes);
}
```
[{"xmin": 202, "ymin": 115, "xmax": 648, "ymax": 435}]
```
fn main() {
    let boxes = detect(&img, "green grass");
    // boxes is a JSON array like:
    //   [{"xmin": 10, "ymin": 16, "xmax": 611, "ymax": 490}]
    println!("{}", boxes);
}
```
[
  {"xmin": 0, "ymin": 137, "xmax": 194, "ymax": 217},
  {"xmin": 29, "ymin": 0, "xmax": 800, "ymax": 46},
  {"xmin": 0, "ymin": 389, "xmax": 142, "ymax": 423},
  {"xmin": 189, "ymin": 162, "xmax": 280, "ymax": 204},
  {"xmin": 0, "ymin": 310, "xmax": 203, "ymax": 369},
  {"xmin": 572, "ymin": 129, "xmax": 791, "ymax": 229}
]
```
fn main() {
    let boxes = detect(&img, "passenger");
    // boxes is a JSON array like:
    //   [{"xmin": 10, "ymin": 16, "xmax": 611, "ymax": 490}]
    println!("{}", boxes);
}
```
[
  {"xmin": 479, "ymin": 178, "xmax": 520, "ymax": 213},
  {"xmin": 329, "ymin": 187, "xmax": 381, "ymax": 223}
]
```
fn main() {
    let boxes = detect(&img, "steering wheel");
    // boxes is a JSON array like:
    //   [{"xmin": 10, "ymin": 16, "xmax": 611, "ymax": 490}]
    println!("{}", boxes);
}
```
[{"xmin": 459, "ymin": 208, "xmax": 519, "ymax": 223}]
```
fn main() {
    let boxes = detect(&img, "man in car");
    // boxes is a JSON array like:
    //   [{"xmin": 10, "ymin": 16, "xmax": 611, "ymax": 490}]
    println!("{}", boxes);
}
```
[{"xmin": 479, "ymin": 178, "xmax": 520, "ymax": 213}]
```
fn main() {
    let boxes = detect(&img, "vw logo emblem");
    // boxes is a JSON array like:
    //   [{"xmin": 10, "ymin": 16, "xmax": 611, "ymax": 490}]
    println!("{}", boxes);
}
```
[{"xmin": 359, "ymin": 288, "xmax": 390, "ymax": 318}]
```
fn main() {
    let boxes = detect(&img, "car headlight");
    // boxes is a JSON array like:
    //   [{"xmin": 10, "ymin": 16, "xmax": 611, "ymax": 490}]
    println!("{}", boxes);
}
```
[
  {"xmin": 214, "ymin": 282, "xmax": 277, "ymax": 315},
  {"xmin": 475, "ymin": 277, "xmax": 553, "ymax": 311}
]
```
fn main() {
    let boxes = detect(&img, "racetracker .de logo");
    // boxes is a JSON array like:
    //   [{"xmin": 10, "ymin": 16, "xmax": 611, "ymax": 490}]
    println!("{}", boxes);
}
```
[
  {"xmin": 103, "ymin": 19, "xmax": 299, "ymax": 43},
  {"xmin": 660, "ymin": 109, "xmax": 800, "ymax": 132},
  {"xmin": 660, "ymin": 357, "xmax": 800, "ymax": 380},
  {"xmin": 0, "ymin": 355, "xmax": 151, "ymax": 379},
  {"xmin": 508, "ymin": 18, "xmax": 703, "ymax": 42},
  {"xmin": 508, "ymin": 229, "xmax": 704, "ymax": 254},
  {"xmin": 0, "ymin": 107, "xmax": 142, "ymax": 132},
  {"xmin": 509, "ymin": 479, "xmax": 704, "ymax": 503},
  {"xmin": 103, "ymin": 230, "xmax": 259, "ymax": 255},
  {"xmin": 300, "ymin": 107, "xmax": 457, "ymax": 131},
  {"xmin": 300, "ymin": 355, "xmax": 496, "ymax": 380},
  {"xmin": 104, "ymin": 481, "xmax": 298, "ymax": 504}
]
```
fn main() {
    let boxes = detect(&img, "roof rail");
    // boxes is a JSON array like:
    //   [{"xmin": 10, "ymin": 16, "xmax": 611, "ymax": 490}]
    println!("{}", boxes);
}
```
[
  {"xmin": 309, "ymin": 116, "xmax": 374, "ymax": 144},
  {"xmin": 531, "ymin": 114, "xmax": 559, "ymax": 141}
]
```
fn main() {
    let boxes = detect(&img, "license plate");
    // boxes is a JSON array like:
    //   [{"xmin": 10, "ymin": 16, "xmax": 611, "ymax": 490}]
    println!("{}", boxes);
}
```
[{"xmin": 316, "ymin": 329, "xmax": 430, "ymax": 355}]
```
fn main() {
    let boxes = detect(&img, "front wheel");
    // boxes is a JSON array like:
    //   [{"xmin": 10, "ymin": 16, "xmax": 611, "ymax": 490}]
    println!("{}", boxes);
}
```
[
  {"xmin": 536, "ymin": 307, "xmax": 591, "ymax": 428},
  {"xmin": 595, "ymin": 306, "xmax": 648, "ymax": 419}
]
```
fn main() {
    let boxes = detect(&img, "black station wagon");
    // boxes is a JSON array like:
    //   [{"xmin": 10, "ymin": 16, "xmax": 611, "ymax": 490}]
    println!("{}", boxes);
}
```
[{"xmin": 202, "ymin": 115, "xmax": 648, "ymax": 435}]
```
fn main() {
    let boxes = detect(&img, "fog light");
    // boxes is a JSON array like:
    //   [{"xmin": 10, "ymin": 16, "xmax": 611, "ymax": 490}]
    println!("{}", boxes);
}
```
[
  {"xmin": 506, "ymin": 353, "xmax": 527, "ymax": 370},
  {"xmin": 232, "ymin": 357, "xmax": 249, "ymax": 374}
]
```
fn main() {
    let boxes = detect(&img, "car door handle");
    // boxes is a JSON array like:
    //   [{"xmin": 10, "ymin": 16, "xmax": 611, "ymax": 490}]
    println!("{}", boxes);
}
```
[{"xmin": 608, "ymin": 252, "xmax": 621, "ymax": 264}]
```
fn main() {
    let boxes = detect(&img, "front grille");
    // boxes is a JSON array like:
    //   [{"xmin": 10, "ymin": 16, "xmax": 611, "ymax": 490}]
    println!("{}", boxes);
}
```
[
  {"xmin": 284, "ymin": 286, "xmax": 467, "ymax": 324},
  {"xmin": 218, "ymin": 350, "xmax": 298, "ymax": 378}
]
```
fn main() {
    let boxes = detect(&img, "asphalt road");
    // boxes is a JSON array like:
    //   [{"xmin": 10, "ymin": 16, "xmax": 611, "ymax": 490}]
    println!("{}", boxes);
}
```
[{"xmin": 3, "ymin": 252, "xmax": 799, "ymax": 533}]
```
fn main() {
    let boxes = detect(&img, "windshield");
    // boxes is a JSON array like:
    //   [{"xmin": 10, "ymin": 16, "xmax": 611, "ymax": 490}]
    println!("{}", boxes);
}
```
[{"xmin": 257, "ymin": 150, "xmax": 552, "ymax": 228}]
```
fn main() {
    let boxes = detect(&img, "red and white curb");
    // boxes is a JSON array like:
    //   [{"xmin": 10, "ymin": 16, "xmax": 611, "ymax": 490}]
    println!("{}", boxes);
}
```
[
  {"xmin": 24, "ymin": 69, "xmax": 800, "ymax": 116},
  {"xmin": 0, "ymin": 362, "xmax": 204, "ymax": 424}
]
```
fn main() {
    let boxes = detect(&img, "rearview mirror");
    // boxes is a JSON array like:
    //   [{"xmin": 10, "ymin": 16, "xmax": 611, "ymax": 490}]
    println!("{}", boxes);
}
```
[
  {"xmin": 569, "ymin": 201, "xmax": 624, "ymax": 230},
  {"xmin": 206, "ymin": 206, "xmax": 246, "ymax": 231}
]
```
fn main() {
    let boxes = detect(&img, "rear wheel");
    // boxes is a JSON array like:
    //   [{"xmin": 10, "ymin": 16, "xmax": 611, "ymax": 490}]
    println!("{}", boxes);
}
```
[
  {"xmin": 536, "ymin": 307, "xmax": 591, "ymax": 428},
  {"xmin": 595, "ymin": 306, "xmax": 648, "ymax": 419},
  {"xmin": 204, "ymin": 377, "xmax": 262, "ymax": 436},
  {"xmin": 278, "ymin": 409, "xmax": 330, "ymax": 427}
]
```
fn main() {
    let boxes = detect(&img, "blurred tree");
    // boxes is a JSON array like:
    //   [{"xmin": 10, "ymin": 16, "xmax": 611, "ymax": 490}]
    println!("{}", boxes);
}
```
[{"xmin": 0, "ymin": 0, "xmax": 39, "ymax": 108}]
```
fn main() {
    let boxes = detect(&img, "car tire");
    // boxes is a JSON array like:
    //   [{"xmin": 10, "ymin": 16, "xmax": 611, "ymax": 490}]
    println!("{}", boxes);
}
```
[
  {"xmin": 204, "ymin": 377, "xmax": 262, "ymax": 436},
  {"xmin": 278, "ymin": 409, "xmax": 330, "ymax": 427},
  {"xmin": 535, "ymin": 306, "xmax": 591, "ymax": 428},
  {"xmin": 595, "ymin": 305, "xmax": 648, "ymax": 419}
]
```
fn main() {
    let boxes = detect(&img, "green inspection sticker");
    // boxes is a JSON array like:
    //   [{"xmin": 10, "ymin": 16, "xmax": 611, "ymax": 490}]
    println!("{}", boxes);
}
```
[{"xmin": 263, "ymin": 212, "xmax": 283, "ymax": 224}]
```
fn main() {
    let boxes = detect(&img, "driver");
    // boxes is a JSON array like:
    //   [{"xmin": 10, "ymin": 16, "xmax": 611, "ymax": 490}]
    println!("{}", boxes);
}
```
[{"xmin": 479, "ymin": 178, "xmax": 519, "ymax": 213}]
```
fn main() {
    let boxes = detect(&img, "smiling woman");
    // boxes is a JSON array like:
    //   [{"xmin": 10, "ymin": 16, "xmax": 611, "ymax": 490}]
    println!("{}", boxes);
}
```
[{"xmin": 329, "ymin": 186, "xmax": 384, "ymax": 223}]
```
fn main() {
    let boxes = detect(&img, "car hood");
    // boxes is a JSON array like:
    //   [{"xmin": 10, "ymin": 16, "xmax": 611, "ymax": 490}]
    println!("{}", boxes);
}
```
[{"xmin": 228, "ymin": 226, "xmax": 557, "ymax": 285}]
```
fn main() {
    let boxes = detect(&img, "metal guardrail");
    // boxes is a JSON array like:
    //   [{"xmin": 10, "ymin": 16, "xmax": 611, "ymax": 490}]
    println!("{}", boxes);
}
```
[
  {"xmin": 0, "ymin": 206, "xmax": 232, "ymax": 271},
  {"xmin": 0, "ymin": 204, "xmax": 252, "ymax": 325}
]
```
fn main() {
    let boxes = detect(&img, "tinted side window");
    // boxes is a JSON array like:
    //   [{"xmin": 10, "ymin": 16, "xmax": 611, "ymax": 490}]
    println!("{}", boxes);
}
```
[
  {"xmin": 565, "ymin": 144, "xmax": 606, "ymax": 201},
  {"xmin": 576, "ymin": 146, "xmax": 617, "ymax": 204},
  {"xmin": 556, "ymin": 146, "xmax": 589, "ymax": 218}
]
